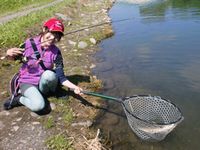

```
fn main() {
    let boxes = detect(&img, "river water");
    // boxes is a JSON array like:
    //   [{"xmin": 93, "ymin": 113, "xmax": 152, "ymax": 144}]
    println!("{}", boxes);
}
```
[{"xmin": 93, "ymin": 0, "xmax": 200, "ymax": 149}]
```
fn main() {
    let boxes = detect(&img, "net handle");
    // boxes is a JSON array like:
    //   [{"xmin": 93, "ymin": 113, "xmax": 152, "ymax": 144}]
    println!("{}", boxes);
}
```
[{"xmin": 70, "ymin": 88, "xmax": 122, "ymax": 103}]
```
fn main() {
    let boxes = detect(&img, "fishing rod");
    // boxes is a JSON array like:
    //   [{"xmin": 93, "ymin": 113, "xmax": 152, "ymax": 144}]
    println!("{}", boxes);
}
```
[
  {"xmin": 0, "ymin": 17, "xmax": 134, "ymax": 60},
  {"xmin": 63, "ymin": 17, "xmax": 133, "ymax": 36},
  {"xmin": 23, "ymin": 17, "xmax": 135, "ymax": 50}
]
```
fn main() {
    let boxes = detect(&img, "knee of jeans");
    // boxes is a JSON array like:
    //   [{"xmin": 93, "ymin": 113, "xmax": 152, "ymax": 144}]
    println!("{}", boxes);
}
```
[
  {"xmin": 31, "ymin": 99, "xmax": 45, "ymax": 112},
  {"xmin": 41, "ymin": 70, "xmax": 57, "ymax": 82}
]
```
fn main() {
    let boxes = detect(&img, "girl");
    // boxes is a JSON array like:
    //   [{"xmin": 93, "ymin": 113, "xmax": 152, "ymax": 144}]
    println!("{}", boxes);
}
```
[{"xmin": 4, "ymin": 18, "xmax": 82, "ymax": 112}]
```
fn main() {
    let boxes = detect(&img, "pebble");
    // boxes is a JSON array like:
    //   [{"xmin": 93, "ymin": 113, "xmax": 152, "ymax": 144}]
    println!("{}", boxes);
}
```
[
  {"xmin": 0, "ymin": 111, "xmax": 10, "ymax": 116},
  {"xmin": 68, "ymin": 40, "xmax": 76, "ymax": 46},
  {"xmin": 20, "ymin": 140, "xmax": 27, "ymax": 144},
  {"xmin": 16, "ymin": 117, "xmax": 22, "ymax": 122},
  {"xmin": 61, "ymin": 46, "xmax": 67, "ymax": 49},
  {"xmin": 90, "ymin": 63, "xmax": 96, "ymax": 69},
  {"xmin": 73, "ymin": 49, "xmax": 78, "ymax": 52},
  {"xmin": 13, "ymin": 126, "xmax": 19, "ymax": 132},
  {"xmin": 0, "ymin": 56, "xmax": 6, "ymax": 60},
  {"xmin": 12, "ymin": 122, "xmax": 17, "ymax": 125},
  {"xmin": 1, "ymin": 91, "xmax": 7, "ymax": 95},
  {"xmin": 30, "ymin": 112, "xmax": 40, "ymax": 118},
  {"xmin": 50, "ymin": 103, "xmax": 56, "ymax": 110},
  {"xmin": 90, "ymin": 38, "xmax": 96, "ymax": 44},
  {"xmin": 71, "ymin": 120, "xmax": 93, "ymax": 127},
  {"xmin": 78, "ymin": 41, "xmax": 88, "ymax": 49},
  {"xmin": 32, "ymin": 122, "xmax": 40, "ymax": 125}
]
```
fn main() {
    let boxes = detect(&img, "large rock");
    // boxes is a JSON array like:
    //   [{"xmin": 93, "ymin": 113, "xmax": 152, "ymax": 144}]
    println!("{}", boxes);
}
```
[{"xmin": 78, "ymin": 41, "xmax": 88, "ymax": 49}]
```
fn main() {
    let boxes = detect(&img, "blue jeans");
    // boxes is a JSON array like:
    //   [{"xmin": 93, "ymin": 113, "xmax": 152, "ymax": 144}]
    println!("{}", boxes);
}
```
[{"xmin": 19, "ymin": 70, "xmax": 58, "ymax": 112}]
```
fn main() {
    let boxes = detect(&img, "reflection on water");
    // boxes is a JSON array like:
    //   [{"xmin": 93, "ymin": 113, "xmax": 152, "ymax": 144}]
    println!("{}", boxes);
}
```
[
  {"xmin": 117, "ymin": 0, "xmax": 157, "ymax": 5},
  {"xmin": 93, "ymin": 0, "xmax": 200, "ymax": 149}
]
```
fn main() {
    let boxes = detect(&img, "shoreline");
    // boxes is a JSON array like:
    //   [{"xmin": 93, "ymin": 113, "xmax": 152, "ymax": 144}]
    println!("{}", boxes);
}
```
[{"xmin": 0, "ymin": 0, "xmax": 116, "ymax": 149}]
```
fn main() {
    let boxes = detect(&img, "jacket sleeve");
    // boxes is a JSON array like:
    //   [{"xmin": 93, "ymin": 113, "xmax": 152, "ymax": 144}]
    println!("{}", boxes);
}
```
[{"xmin": 54, "ymin": 50, "xmax": 68, "ymax": 84}]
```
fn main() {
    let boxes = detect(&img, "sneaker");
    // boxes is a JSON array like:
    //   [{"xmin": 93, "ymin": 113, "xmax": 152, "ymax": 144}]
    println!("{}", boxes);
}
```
[{"xmin": 3, "ymin": 94, "xmax": 22, "ymax": 110}]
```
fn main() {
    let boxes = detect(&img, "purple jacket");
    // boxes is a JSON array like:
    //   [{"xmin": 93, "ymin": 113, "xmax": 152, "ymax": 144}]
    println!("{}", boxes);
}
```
[{"xmin": 18, "ymin": 36, "xmax": 63, "ymax": 85}]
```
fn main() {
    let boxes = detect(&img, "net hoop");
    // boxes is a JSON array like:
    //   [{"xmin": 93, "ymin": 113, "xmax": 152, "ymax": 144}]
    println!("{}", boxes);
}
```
[{"xmin": 122, "ymin": 95, "xmax": 183, "ymax": 125}]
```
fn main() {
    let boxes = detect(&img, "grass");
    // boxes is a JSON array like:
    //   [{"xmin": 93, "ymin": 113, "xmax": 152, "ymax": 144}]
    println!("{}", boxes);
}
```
[
  {"xmin": 0, "ymin": 0, "xmax": 54, "ymax": 16},
  {"xmin": 49, "ymin": 97, "xmax": 74, "ymax": 124},
  {"xmin": 62, "ymin": 108, "xmax": 74, "ymax": 124},
  {"xmin": 0, "ymin": 0, "xmax": 76, "ymax": 48},
  {"xmin": 46, "ymin": 134, "xmax": 74, "ymax": 150},
  {"xmin": 44, "ymin": 116, "xmax": 55, "ymax": 129}
]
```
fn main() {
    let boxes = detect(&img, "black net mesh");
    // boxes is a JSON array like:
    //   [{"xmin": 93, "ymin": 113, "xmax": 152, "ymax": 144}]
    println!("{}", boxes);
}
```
[{"xmin": 122, "ymin": 96, "xmax": 183, "ymax": 141}]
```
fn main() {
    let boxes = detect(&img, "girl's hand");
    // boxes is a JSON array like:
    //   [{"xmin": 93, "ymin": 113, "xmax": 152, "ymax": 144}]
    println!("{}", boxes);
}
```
[
  {"xmin": 6, "ymin": 48, "xmax": 24, "ymax": 57},
  {"xmin": 74, "ymin": 87, "xmax": 83, "ymax": 95}
]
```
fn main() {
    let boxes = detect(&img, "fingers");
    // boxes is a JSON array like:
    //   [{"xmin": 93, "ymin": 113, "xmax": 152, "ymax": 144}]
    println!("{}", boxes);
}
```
[
  {"xmin": 6, "ymin": 48, "xmax": 24, "ymax": 57},
  {"xmin": 74, "ymin": 87, "xmax": 83, "ymax": 95}
]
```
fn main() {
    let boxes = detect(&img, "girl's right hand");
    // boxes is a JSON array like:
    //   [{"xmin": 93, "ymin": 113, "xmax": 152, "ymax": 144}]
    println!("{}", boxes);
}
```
[
  {"xmin": 74, "ymin": 87, "xmax": 83, "ymax": 95},
  {"xmin": 6, "ymin": 48, "xmax": 24, "ymax": 57}
]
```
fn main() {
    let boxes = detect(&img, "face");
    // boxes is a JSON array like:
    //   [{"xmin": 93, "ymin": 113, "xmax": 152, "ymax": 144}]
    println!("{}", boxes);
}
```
[{"xmin": 41, "ymin": 32, "xmax": 61, "ymax": 49}]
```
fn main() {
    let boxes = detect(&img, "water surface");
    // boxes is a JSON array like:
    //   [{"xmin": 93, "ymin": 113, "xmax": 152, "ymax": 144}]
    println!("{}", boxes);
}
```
[{"xmin": 93, "ymin": 0, "xmax": 200, "ymax": 149}]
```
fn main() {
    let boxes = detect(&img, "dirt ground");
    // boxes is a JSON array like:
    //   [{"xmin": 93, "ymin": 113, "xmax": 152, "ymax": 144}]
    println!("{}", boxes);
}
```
[{"xmin": 0, "ymin": 0, "xmax": 115, "ymax": 149}]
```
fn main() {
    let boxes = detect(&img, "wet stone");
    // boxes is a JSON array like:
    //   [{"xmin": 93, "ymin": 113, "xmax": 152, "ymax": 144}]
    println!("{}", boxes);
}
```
[
  {"xmin": 103, "ymin": 79, "xmax": 115, "ymax": 90},
  {"xmin": 103, "ymin": 114, "xmax": 120, "ymax": 126},
  {"xmin": 96, "ymin": 62, "xmax": 113, "ymax": 72},
  {"xmin": 90, "ymin": 64, "xmax": 96, "ymax": 69}
]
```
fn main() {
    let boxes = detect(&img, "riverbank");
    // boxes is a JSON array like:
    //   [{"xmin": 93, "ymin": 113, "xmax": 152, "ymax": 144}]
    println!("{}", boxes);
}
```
[{"xmin": 0, "ymin": 0, "xmax": 115, "ymax": 149}]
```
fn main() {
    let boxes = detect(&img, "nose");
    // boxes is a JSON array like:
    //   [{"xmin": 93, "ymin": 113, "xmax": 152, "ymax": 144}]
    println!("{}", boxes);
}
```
[{"xmin": 49, "ymin": 34, "xmax": 56, "ymax": 41}]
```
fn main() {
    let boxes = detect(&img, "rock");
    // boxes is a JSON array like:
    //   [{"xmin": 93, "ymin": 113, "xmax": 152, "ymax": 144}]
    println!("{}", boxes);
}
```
[
  {"xmin": 12, "ymin": 122, "xmax": 17, "ymax": 125},
  {"xmin": 16, "ymin": 117, "xmax": 22, "ymax": 122},
  {"xmin": 32, "ymin": 122, "xmax": 40, "ymax": 125},
  {"xmin": 1, "ymin": 91, "xmax": 7, "ymax": 95},
  {"xmin": 78, "ymin": 41, "xmax": 88, "ymax": 49},
  {"xmin": 61, "ymin": 46, "xmax": 67, "ymax": 49},
  {"xmin": 13, "ymin": 126, "xmax": 19, "ymax": 132},
  {"xmin": 50, "ymin": 102, "xmax": 56, "ymax": 110},
  {"xmin": 68, "ymin": 40, "xmax": 76, "ymax": 46},
  {"xmin": 71, "ymin": 120, "xmax": 93, "ymax": 127},
  {"xmin": 73, "ymin": 49, "xmax": 78, "ymax": 52},
  {"xmin": 90, "ymin": 38, "xmax": 96, "ymax": 44},
  {"xmin": 0, "ymin": 56, "xmax": 6, "ymax": 60},
  {"xmin": 0, "ymin": 110, "xmax": 10, "ymax": 116},
  {"xmin": 96, "ymin": 62, "xmax": 113, "ymax": 72},
  {"xmin": 90, "ymin": 63, "xmax": 96, "ymax": 69},
  {"xmin": 103, "ymin": 79, "xmax": 115, "ymax": 90},
  {"xmin": 30, "ymin": 112, "xmax": 40, "ymax": 118}
]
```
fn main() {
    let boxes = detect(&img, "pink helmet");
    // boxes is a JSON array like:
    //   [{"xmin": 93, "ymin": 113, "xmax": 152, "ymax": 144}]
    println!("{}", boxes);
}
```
[{"xmin": 43, "ymin": 18, "xmax": 64, "ymax": 33}]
